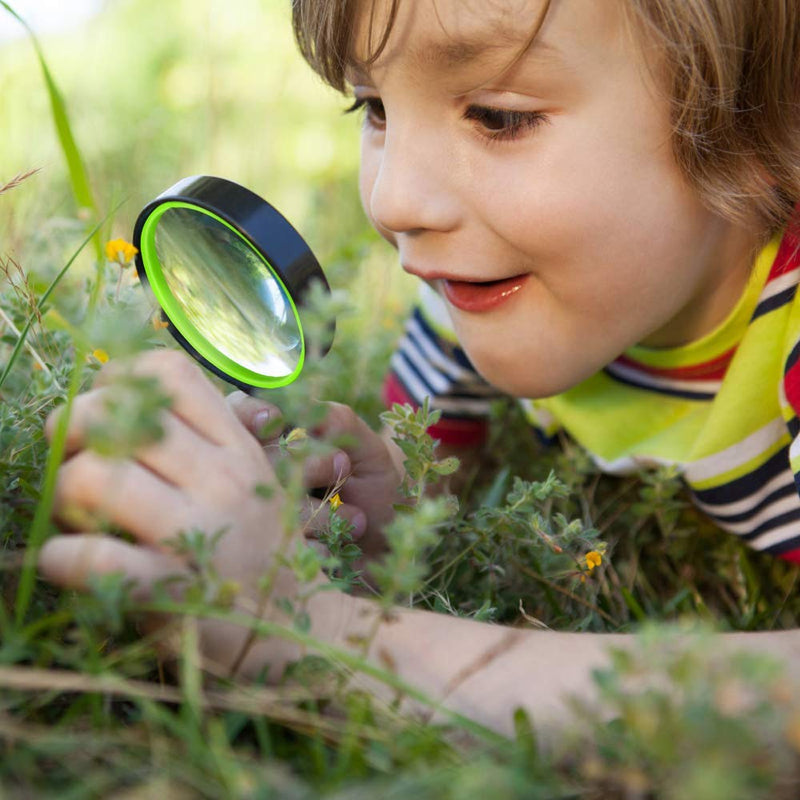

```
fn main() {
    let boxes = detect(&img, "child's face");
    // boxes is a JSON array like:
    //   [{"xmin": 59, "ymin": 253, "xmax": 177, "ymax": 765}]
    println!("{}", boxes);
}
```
[{"xmin": 349, "ymin": 0, "xmax": 757, "ymax": 397}]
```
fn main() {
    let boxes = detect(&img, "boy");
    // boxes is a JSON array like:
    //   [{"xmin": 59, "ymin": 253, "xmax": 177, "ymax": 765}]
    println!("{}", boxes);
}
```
[{"xmin": 39, "ymin": 0, "xmax": 800, "ymax": 737}]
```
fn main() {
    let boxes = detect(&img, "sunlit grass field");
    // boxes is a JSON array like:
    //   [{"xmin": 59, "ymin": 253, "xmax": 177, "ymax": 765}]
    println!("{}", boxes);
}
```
[{"xmin": 2, "ymin": 2, "xmax": 800, "ymax": 797}]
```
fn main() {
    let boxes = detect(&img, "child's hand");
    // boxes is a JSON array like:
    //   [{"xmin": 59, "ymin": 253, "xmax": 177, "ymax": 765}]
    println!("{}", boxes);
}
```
[
  {"xmin": 37, "ymin": 350, "xmax": 331, "ymax": 674},
  {"xmin": 227, "ymin": 393, "xmax": 405, "ymax": 558}
]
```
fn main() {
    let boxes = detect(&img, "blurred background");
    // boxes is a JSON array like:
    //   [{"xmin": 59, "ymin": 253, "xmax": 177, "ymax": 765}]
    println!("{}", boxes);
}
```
[
  {"xmin": 0, "ymin": 0, "xmax": 415, "ymax": 417},
  {"xmin": 1, "ymin": 0, "xmax": 366, "ymax": 245}
]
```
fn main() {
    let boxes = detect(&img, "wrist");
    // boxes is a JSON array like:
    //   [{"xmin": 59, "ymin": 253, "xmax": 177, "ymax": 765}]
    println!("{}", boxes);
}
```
[{"xmin": 222, "ymin": 579, "xmax": 363, "ymax": 681}]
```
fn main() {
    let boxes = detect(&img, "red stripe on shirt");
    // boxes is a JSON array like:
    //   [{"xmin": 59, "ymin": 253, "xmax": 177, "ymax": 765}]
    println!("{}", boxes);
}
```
[
  {"xmin": 785, "ymin": 359, "xmax": 800, "ymax": 415},
  {"xmin": 780, "ymin": 548, "xmax": 800, "ymax": 566},
  {"xmin": 382, "ymin": 373, "xmax": 488, "ymax": 447},
  {"xmin": 613, "ymin": 346, "xmax": 737, "ymax": 381},
  {"xmin": 767, "ymin": 228, "xmax": 800, "ymax": 281}
]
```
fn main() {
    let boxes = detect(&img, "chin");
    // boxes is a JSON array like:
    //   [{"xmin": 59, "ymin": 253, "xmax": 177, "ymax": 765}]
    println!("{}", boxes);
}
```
[
  {"xmin": 467, "ymin": 335, "xmax": 610, "ymax": 399},
  {"xmin": 470, "ymin": 354, "xmax": 574, "ymax": 399}
]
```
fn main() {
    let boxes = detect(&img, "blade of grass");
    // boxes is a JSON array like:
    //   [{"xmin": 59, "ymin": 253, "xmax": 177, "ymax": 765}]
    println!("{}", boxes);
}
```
[
  {"xmin": 0, "ymin": 1, "xmax": 102, "ymax": 261},
  {"xmin": 0, "ymin": 305, "xmax": 60, "ymax": 388},
  {"xmin": 13, "ymin": 220, "xmax": 106, "ymax": 625},
  {"xmin": 620, "ymin": 586, "xmax": 648, "ymax": 623}
]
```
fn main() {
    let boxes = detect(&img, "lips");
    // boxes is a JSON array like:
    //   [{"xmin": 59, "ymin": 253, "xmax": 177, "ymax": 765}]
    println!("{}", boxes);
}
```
[{"xmin": 442, "ymin": 274, "xmax": 529, "ymax": 312}]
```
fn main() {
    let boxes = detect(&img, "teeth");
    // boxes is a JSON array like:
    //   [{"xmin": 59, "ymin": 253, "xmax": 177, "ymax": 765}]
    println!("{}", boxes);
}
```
[
  {"xmin": 453, "ymin": 277, "xmax": 506, "ymax": 286},
  {"xmin": 476, "ymin": 276, "xmax": 515, "ymax": 286},
  {"xmin": 448, "ymin": 275, "xmax": 521, "ymax": 286}
]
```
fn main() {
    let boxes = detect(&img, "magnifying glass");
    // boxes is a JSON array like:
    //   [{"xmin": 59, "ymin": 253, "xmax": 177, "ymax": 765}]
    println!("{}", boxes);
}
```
[{"xmin": 132, "ymin": 175, "xmax": 333, "ymax": 393}]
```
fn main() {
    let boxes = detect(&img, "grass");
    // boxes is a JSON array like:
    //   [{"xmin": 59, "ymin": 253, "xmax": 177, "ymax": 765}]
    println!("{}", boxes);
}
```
[{"xmin": 1, "ymin": 2, "xmax": 799, "ymax": 797}]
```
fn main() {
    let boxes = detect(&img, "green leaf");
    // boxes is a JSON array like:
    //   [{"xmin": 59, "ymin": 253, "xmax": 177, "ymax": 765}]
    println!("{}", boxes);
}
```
[
  {"xmin": 0, "ymin": 1, "xmax": 102, "ymax": 259},
  {"xmin": 432, "ymin": 456, "xmax": 460, "ymax": 476}
]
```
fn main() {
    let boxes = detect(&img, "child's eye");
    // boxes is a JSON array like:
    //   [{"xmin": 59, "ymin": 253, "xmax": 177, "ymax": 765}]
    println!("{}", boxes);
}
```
[
  {"xmin": 463, "ymin": 105, "xmax": 548, "ymax": 142},
  {"xmin": 344, "ymin": 97, "xmax": 386, "ymax": 130}
]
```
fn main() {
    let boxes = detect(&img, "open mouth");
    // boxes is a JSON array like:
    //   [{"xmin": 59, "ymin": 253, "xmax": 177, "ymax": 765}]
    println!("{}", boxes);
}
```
[{"xmin": 441, "ymin": 274, "xmax": 529, "ymax": 312}]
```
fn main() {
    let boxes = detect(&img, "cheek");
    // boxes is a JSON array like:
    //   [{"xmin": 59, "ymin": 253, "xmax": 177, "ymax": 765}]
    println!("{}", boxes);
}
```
[{"xmin": 480, "ymin": 128, "xmax": 702, "ymax": 285}]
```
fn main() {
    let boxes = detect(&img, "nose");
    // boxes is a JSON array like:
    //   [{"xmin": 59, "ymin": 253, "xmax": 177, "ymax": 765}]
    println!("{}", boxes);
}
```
[{"xmin": 364, "ymin": 122, "xmax": 460, "ymax": 238}]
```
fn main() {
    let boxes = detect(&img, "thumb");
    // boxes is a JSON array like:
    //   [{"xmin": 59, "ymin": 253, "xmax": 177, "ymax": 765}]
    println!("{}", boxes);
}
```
[
  {"xmin": 225, "ymin": 391, "xmax": 283, "ymax": 441},
  {"xmin": 317, "ymin": 402, "xmax": 392, "ymax": 470}
]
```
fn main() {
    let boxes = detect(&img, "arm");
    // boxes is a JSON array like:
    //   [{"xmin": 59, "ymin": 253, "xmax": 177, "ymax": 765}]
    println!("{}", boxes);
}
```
[
  {"xmin": 229, "ymin": 587, "xmax": 629, "ymax": 736},
  {"xmin": 39, "ymin": 349, "xmax": 601, "ymax": 739},
  {"xmin": 40, "ymin": 529, "xmax": 800, "ymax": 741},
  {"xmin": 38, "ymin": 351, "xmax": 800, "ymax": 741}
]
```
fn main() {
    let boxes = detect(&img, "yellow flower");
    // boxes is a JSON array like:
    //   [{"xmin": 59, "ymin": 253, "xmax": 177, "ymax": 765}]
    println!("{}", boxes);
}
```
[
  {"xmin": 585, "ymin": 551, "xmax": 603, "ymax": 572},
  {"xmin": 329, "ymin": 493, "xmax": 343, "ymax": 511},
  {"xmin": 92, "ymin": 348, "xmax": 110, "ymax": 364},
  {"xmin": 105, "ymin": 238, "xmax": 138, "ymax": 267},
  {"xmin": 284, "ymin": 427, "xmax": 308, "ymax": 445}
]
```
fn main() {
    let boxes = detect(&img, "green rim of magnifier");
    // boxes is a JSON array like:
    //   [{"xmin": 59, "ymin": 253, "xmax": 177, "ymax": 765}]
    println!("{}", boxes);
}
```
[{"xmin": 139, "ymin": 201, "xmax": 305, "ymax": 389}]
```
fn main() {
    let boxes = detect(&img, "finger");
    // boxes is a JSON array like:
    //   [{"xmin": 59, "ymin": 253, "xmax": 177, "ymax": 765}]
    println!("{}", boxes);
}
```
[
  {"xmin": 134, "ymin": 413, "xmax": 227, "ymax": 490},
  {"xmin": 50, "ymin": 389, "xmax": 222, "ymax": 489},
  {"xmin": 300, "ymin": 497, "xmax": 367, "ymax": 540},
  {"xmin": 39, "ymin": 534, "xmax": 189, "ymax": 600},
  {"xmin": 314, "ymin": 403, "xmax": 391, "ymax": 471},
  {"xmin": 54, "ymin": 451, "xmax": 194, "ymax": 548},
  {"xmin": 45, "ymin": 389, "xmax": 104, "ymax": 452},
  {"xmin": 94, "ymin": 350, "xmax": 255, "ymax": 449},
  {"xmin": 303, "ymin": 449, "xmax": 352, "ymax": 490},
  {"xmin": 225, "ymin": 392, "xmax": 284, "ymax": 442}
]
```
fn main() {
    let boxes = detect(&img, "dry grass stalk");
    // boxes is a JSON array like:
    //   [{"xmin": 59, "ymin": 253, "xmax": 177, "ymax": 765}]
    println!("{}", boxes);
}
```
[
  {"xmin": 0, "ymin": 664, "xmax": 390, "ymax": 744},
  {"xmin": 0, "ymin": 168, "xmax": 41, "ymax": 197}
]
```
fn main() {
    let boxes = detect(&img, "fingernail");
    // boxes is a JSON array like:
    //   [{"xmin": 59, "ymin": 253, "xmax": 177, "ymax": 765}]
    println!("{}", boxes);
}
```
[
  {"xmin": 351, "ymin": 511, "xmax": 367, "ymax": 539},
  {"xmin": 254, "ymin": 409, "xmax": 271, "ymax": 437},
  {"xmin": 333, "ymin": 452, "xmax": 350, "ymax": 478}
]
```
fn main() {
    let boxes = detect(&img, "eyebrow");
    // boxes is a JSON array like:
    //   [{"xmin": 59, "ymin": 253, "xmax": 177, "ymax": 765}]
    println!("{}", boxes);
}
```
[
  {"xmin": 416, "ymin": 32, "xmax": 560, "ymax": 70},
  {"xmin": 347, "ymin": 26, "xmax": 562, "ymax": 80}
]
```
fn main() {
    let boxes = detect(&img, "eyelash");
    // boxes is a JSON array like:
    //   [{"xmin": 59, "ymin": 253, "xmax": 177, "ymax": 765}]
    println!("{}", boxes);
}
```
[{"xmin": 344, "ymin": 97, "xmax": 548, "ymax": 143}]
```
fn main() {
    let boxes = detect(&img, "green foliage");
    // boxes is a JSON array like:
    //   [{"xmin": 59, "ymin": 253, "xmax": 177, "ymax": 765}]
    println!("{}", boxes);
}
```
[
  {"xmin": 370, "ymin": 497, "xmax": 453, "ymax": 608},
  {"xmin": 381, "ymin": 398, "xmax": 461, "ymax": 500},
  {"xmin": 1, "ymin": 2, "xmax": 800, "ymax": 798},
  {"xmin": 317, "ymin": 504, "xmax": 364, "ymax": 589}
]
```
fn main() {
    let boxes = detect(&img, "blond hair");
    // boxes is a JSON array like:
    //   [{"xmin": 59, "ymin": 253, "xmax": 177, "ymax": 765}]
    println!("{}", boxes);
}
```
[{"xmin": 292, "ymin": 0, "xmax": 800, "ymax": 237}]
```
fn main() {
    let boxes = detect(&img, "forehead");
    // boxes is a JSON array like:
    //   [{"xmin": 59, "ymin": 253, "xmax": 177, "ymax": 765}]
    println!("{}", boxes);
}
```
[
  {"xmin": 350, "ymin": 0, "xmax": 543, "ymax": 68},
  {"xmin": 347, "ymin": 0, "xmax": 630, "ymax": 82}
]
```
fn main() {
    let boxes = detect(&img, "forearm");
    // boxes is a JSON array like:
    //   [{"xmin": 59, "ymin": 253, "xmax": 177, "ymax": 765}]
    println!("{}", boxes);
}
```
[
  {"xmin": 235, "ymin": 588, "xmax": 621, "ymax": 737},
  {"xmin": 237, "ymin": 591, "xmax": 800, "ymax": 739},
  {"xmin": 360, "ymin": 615, "xmax": 800, "ymax": 738},
  {"xmin": 354, "ymin": 601, "xmax": 622, "ymax": 737}
]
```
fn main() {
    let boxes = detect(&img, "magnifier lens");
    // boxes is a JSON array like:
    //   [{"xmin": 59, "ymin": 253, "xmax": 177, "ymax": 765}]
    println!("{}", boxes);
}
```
[
  {"xmin": 134, "ymin": 176, "xmax": 331, "ymax": 392},
  {"xmin": 152, "ymin": 206, "xmax": 302, "ymax": 378}
]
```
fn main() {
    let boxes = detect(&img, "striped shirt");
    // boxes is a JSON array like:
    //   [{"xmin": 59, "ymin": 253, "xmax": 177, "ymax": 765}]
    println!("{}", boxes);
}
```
[{"xmin": 384, "ymin": 230, "xmax": 800, "ymax": 564}]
